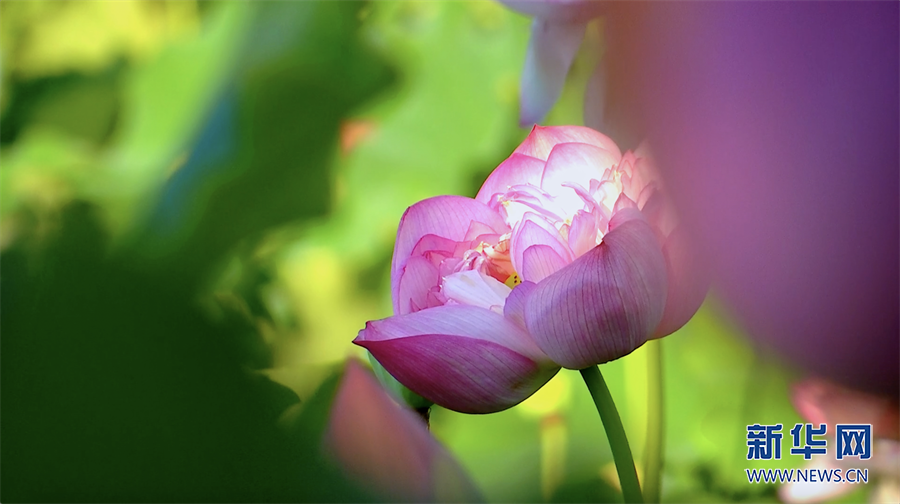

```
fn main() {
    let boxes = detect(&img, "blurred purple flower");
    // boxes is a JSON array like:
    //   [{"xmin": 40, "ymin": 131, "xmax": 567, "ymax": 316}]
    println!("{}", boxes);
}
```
[
  {"xmin": 324, "ymin": 359, "xmax": 481, "ymax": 502},
  {"xmin": 500, "ymin": 1, "xmax": 606, "ymax": 126},
  {"xmin": 597, "ymin": 2, "xmax": 899, "ymax": 394},
  {"xmin": 355, "ymin": 125, "xmax": 707, "ymax": 412}
]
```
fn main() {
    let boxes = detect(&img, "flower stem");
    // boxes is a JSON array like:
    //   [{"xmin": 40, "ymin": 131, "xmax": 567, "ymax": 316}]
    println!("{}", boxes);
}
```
[
  {"xmin": 644, "ymin": 339, "xmax": 664, "ymax": 503},
  {"xmin": 580, "ymin": 366, "xmax": 644, "ymax": 503}
]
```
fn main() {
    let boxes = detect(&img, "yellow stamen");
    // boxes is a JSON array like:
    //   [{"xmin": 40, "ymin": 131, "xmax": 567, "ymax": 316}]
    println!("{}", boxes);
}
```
[{"xmin": 505, "ymin": 273, "xmax": 522, "ymax": 288}]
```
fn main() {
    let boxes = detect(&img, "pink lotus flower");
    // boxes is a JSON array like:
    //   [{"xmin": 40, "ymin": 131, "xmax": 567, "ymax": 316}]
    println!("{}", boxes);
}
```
[
  {"xmin": 324, "ymin": 359, "xmax": 481, "ymax": 502},
  {"xmin": 355, "ymin": 125, "xmax": 707, "ymax": 413}
]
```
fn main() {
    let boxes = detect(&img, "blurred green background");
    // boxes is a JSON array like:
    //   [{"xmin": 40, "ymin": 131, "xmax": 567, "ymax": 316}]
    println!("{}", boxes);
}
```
[{"xmin": 0, "ymin": 1, "xmax": 841, "ymax": 502}]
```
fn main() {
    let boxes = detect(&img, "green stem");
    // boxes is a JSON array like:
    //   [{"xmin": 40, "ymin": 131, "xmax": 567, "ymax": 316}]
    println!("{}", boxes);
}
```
[
  {"xmin": 580, "ymin": 366, "xmax": 644, "ymax": 503},
  {"xmin": 644, "ymin": 339, "xmax": 664, "ymax": 503}
]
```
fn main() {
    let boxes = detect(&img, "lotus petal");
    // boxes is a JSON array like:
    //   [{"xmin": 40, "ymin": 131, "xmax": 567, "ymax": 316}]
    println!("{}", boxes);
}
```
[
  {"xmin": 511, "ymin": 214, "xmax": 571, "ymax": 276},
  {"xmin": 567, "ymin": 209, "xmax": 598, "ymax": 257},
  {"xmin": 542, "ymin": 142, "xmax": 621, "ymax": 216},
  {"xmin": 397, "ymin": 256, "xmax": 441, "ymax": 315},
  {"xmin": 391, "ymin": 196, "xmax": 508, "ymax": 314},
  {"xmin": 652, "ymin": 226, "xmax": 709, "ymax": 338},
  {"xmin": 515, "ymin": 125, "xmax": 623, "ymax": 162},
  {"xmin": 441, "ymin": 270, "xmax": 511, "ymax": 313},
  {"xmin": 325, "ymin": 360, "xmax": 481, "ymax": 502},
  {"xmin": 525, "ymin": 209, "xmax": 668, "ymax": 368},
  {"xmin": 503, "ymin": 281, "xmax": 538, "ymax": 329},
  {"xmin": 521, "ymin": 244, "xmax": 568, "ymax": 283},
  {"xmin": 410, "ymin": 234, "xmax": 457, "ymax": 268},
  {"xmin": 475, "ymin": 154, "xmax": 546, "ymax": 206},
  {"xmin": 355, "ymin": 305, "xmax": 558, "ymax": 413}
]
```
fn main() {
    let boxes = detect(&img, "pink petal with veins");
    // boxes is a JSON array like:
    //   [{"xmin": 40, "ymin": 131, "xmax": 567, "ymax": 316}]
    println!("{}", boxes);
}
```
[
  {"xmin": 522, "ymin": 244, "xmax": 568, "ymax": 283},
  {"xmin": 397, "ymin": 256, "xmax": 441, "ymax": 316},
  {"xmin": 503, "ymin": 281, "xmax": 538, "ymax": 329},
  {"xmin": 355, "ymin": 305, "xmax": 558, "ymax": 413},
  {"xmin": 525, "ymin": 209, "xmax": 668, "ymax": 369},
  {"xmin": 410, "ymin": 234, "xmax": 457, "ymax": 268},
  {"xmin": 463, "ymin": 220, "xmax": 499, "ymax": 242},
  {"xmin": 512, "ymin": 214, "xmax": 572, "ymax": 278}
]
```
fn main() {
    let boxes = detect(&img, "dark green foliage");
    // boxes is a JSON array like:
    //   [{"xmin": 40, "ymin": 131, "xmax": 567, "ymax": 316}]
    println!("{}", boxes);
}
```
[
  {"xmin": 1, "ymin": 2, "xmax": 392, "ymax": 501},
  {"xmin": 1, "ymin": 203, "xmax": 366, "ymax": 502}
]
